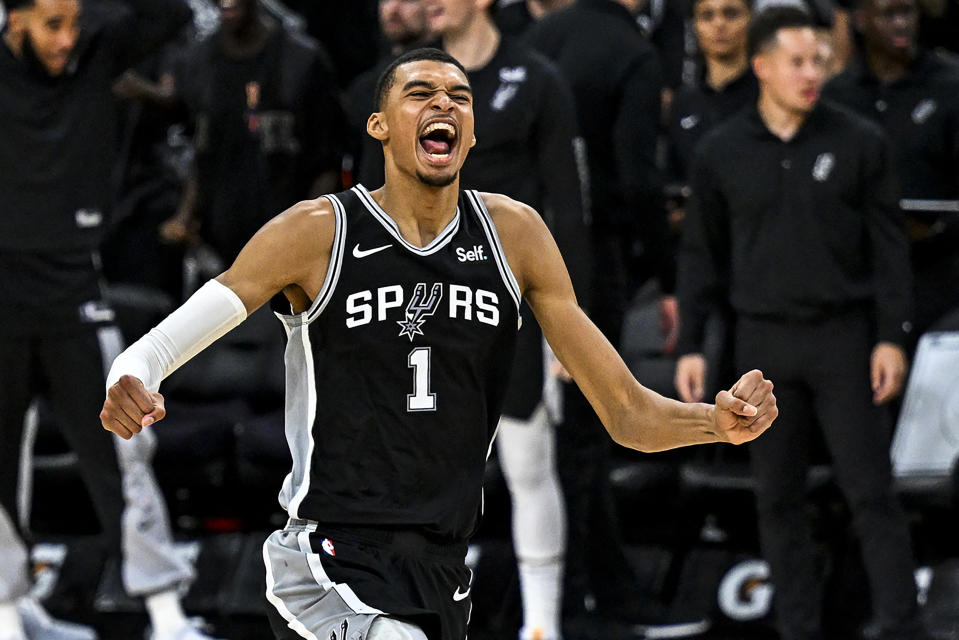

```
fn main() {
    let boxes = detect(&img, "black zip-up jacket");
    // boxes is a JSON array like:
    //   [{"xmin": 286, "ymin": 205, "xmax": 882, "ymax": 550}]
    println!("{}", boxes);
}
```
[
  {"xmin": 525, "ymin": 0, "xmax": 670, "ymax": 290},
  {"xmin": 823, "ymin": 51, "xmax": 959, "ymax": 254},
  {"xmin": 677, "ymin": 100, "xmax": 913, "ymax": 354},
  {"xmin": 0, "ymin": 0, "xmax": 192, "ymax": 252}
]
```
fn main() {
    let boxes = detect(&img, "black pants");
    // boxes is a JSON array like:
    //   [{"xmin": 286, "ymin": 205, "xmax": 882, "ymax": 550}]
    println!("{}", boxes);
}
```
[
  {"xmin": 736, "ymin": 312, "xmax": 920, "ymax": 640},
  {"xmin": 0, "ymin": 324, "xmax": 124, "ymax": 548}
]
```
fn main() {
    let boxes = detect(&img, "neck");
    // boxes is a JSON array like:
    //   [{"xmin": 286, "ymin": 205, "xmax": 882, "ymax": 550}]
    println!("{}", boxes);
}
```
[
  {"xmin": 864, "ymin": 43, "xmax": 914, "ymax": 85},
  {"xmin": 372, "ymin": 168, "xmax": 461, "ymax": 247},
  {"xmin": 441, "ymin": 13, "xmax": 500, "ymax": 71},
  {"xmin": 757, "ymin": 91, "xmax": 808, "ymax": 141},
  {"xmin": 704, "ymin": 52, "xmax": 749, "ymax": 90}
]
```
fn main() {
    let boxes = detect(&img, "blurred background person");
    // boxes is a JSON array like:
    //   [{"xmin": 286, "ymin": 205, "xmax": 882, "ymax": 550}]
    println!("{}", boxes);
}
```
[
  {"xmin": 425, "ymin": 0, "xmax": 591, "ymax": 638},
  {"xmin": 824, "ymin": 0, "xmax": 959, "ymax": 344},
  {"xmin": 0, "ymin": 0, "xmax": 223, "ymax": 638},
  {"xmin": 160, "ymin": 0, "xmax": 347, "ymax": 270},
  {"xmin": 676, "ymin": 7, "xmax": 928, "ymax": 639},
  {"xmin": 670, "ymin": 0, "xmax": 756, "ymax": 404}
]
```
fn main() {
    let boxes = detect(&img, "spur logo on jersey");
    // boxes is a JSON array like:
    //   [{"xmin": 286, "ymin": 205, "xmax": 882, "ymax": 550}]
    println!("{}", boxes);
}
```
[
  {"xmin": 345, "ymin": 282, "xmax": 501, "ymax": 336},
  {"xmin": 398, "ymin": 283, "xmax": 443, "ymax": 341}
]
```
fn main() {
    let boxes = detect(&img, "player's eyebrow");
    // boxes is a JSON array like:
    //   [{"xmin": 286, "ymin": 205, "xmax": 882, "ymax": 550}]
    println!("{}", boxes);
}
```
[{"xmin": 402, "ymin": 80, "xmax": 473, "ymax": 95}]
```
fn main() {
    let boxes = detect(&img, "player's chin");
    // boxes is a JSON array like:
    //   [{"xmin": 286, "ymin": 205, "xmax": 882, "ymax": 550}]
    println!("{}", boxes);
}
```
[{"xmin": 416, "ymin": 168, "xmax": 459, "ymax": 188}]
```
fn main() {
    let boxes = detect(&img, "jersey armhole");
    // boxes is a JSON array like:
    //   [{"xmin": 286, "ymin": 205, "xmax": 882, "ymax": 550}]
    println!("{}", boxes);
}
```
[
  {"xmin": 273, "ymin": 193, "xmax": 348, "ymax": 327},
  {"xmin": 465, "ymin": 190, "xmax": 522, "ymax": 311}
]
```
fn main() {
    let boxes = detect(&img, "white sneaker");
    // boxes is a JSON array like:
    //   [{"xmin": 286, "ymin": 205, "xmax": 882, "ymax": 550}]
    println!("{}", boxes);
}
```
[
  {"xmin": 145, "ymin": 617, "xmax": 224, "ymax": 640},
  {"xmin": 16, "ymin": 597, "xmax": 97, "ymax": 640}
]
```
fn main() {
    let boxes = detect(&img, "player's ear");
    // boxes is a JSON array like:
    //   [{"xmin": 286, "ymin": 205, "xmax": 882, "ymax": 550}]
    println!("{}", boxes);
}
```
[
  {"xmin": 367, "ymin": 112, "xmax": 389, "ymax": 141},
  {"xmin": 469, "ymin": 134, "xmax": 477, "ymax": 149}
]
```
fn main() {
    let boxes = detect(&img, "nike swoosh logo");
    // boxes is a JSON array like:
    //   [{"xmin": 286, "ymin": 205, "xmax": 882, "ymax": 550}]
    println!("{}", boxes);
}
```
[
  {"xmin": 352, "ymin": 243, "xmax": 392, "ymax": 259},
  {"xmin": 453, "ymin": 586, "xmax": 471, "ymax": 602}
]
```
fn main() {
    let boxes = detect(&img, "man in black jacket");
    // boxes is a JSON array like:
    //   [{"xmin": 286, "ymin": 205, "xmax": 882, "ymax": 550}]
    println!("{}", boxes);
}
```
[
  {"xmin": 676, "ymin": 7, "xmax": 928, "ymax": 640},
  {"xmin": 823, "ymin": 0, "xmax": 959, "ymax": 344},
  {"xmin": 0, "ymin": 1, "xmax": 221, "ymax": 638}
]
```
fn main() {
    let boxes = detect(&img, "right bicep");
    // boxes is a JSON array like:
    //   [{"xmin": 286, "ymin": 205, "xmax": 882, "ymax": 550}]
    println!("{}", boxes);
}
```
[{"xmin": 215, "ymin": 200, "xmax": 336, "ymax": 314}]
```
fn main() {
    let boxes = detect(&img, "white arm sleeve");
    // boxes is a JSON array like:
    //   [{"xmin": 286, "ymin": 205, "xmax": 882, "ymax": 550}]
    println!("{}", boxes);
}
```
[{"xmin": 106, "ymin": 279, "xmax": 248, "ymax": 393}]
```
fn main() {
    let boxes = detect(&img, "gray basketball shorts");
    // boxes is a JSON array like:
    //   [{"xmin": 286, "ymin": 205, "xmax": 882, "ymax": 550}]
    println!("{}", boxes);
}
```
[{"xmin": 263, "ymin": 519, "xmax": 472, "ymax": 640}]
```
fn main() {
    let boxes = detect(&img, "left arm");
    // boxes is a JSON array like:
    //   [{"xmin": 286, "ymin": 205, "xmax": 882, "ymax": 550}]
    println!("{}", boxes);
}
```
[
  {"xmin": 863, "ymin": 131, "xmax": 913, "ymax": 403},
  {"xmin": 487, "ymin": 193, "xmax": 777, "ymax": 452}
]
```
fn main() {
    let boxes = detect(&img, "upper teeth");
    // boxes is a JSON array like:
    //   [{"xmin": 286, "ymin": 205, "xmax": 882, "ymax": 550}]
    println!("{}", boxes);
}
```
[{"xmin": 423, "ymin": 122, "xmax": 455, "ymax": 137}]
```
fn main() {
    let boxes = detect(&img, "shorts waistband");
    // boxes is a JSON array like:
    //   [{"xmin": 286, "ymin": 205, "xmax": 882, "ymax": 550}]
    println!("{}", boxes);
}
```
[{"xmin": 286, "ymin": 518, "xmax": 468, "ymax": 560}]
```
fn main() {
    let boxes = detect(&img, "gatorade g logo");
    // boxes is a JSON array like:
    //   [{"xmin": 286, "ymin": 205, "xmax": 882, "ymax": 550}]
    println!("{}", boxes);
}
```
[{"xmin": 718, "ymin": 559, "xmax": 773, "ymax": 621}]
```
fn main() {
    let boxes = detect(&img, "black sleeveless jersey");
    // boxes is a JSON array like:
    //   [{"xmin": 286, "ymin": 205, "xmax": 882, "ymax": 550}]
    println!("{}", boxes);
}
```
[{"xmin": 275, "ymin": 185, "xmax": 521, "ymax": 542}]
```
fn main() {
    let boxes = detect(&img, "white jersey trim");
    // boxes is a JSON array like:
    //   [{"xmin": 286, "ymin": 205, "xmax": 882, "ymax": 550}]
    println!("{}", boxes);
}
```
[
  {"xmin": 286, "ymin": 324, "xmax": 319, "ymax": 519},
  {"xmin": 273, "ymin": 193, "xmax": 347, "ymax": 324},
  {"xmin": 353, "ymin": 184, "xmax": 461, "ymax": 256},
  {"xmin": 262, "ymin": 539, "xmax": 319, "ymax": 640},
  {"xmin": 297, "ymin": 530, "xmax": 384, "ymax": 615},
  {"xmin": 465, "ymin": 190, "xmax": 522, "ymax": 311}
]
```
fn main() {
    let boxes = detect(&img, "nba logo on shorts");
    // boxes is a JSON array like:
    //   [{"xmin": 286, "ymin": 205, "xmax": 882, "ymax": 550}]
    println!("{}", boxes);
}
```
[{"xmin": 321, "ymin": 538, "xmax": 336, "ymax": 557}]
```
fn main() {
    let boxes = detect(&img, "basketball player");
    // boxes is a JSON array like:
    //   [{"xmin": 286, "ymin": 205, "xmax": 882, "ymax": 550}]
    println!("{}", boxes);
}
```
[{"xmin": 100, "ymin": 48, "xmax": 778, "ymax": 640}]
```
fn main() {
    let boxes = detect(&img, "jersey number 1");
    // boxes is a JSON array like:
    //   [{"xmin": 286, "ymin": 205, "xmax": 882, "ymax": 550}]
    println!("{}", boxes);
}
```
[{"xmin": 408, "ymin": 347, "xmax": 436, "ymax": 412}]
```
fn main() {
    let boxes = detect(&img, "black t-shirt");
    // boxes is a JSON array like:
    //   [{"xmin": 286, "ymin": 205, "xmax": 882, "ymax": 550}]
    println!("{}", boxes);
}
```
[{"xmin": 176, "ymin": 26, "xmax": 346, "ymax": 261}]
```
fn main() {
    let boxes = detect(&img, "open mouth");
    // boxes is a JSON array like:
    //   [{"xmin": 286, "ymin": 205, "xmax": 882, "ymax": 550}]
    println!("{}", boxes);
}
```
[{"xmin": 419, "ymin": 121, "xmax": 458, "ymax": 161}]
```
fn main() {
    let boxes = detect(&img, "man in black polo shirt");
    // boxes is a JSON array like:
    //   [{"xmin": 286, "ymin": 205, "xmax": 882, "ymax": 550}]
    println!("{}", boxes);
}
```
[
  {"xmin": 676, "ymin": 7, "xmax": 929, "ymax": 640},
  {"xmin": 823, "ymin": 0, "xmax": 959, "ymax": 343},
  {"xmin": 0, "ymin": 0, "xmax": 226, "ymax": 639}
]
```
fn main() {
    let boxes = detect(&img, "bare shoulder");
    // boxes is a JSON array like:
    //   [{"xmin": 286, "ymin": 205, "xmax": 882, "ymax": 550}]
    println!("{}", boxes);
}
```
[
  {"xmin": 267, "ymin": 196, "xmax": 337, "ymax": 240},
  {"xmin": 476, "ymin": 192, "xmax": 553, "ymax": 297},
  {"xmin": 478, "ymin": 192, "xmax": 544, "ymax": 236},
  {"xmin": 221, "ymin": 196, "xmax": 340, "ymax": 309}
]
